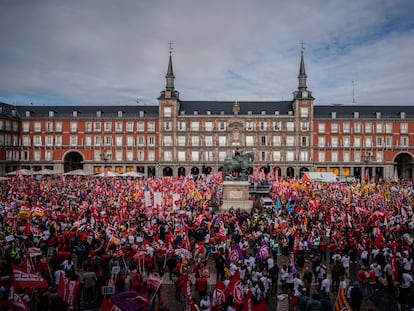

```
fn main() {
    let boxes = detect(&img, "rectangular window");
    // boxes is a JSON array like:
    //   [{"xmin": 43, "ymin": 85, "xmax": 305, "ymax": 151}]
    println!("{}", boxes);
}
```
[
  {"xmin": 164, "ymin": 122, "xmax": 171, "ymax": 131},
  {"xmin": 127, "ymin": 136, "xmax": 134, "ymax": 147},
  {"xmin": 219, "ymin": 121, "xmax": 226, "ymax": 131},
  {"xmin": 178, "ymin": 121, "xmax": 186, "ymax": 131},
  {"xmin": 147, "ymin": 122, "xmax": 155, "ymax": 132},
  {"xmin": 204, "ymin": 151, "xmax": 213, "ymax": 161},
  {"xmin": 246, "ymin": 136, "xmax": 254, "ymax": 146},
  {"xmin": 286, "ymin": 151, "xmax": 295, "ymax": 161},
  {"xmin": 273, "ymin": 121, "xmax": 281, "ymax": 131},
  {"xmin": 104, "ymin": 122, "xmax": 112, "ymax": 132},
  {"xmin": 137, "ymin": 122, "xmax": 145, "ymax": 132},
  {"xmin": 137, "ymin": 136, "xmax": 145, "ymax": 146},
  {"xmin": 354, "ymin": 122, "xmax": 361, "ymax": 133},
  {"xmin": 70, "ymin": 136, "xmax": 78, "ymax": 146},
  {"xmin": 331, "ymin": 123, "xmax": 339, "ymax": 133},
  {"xmin": 138, "ymin": 151, "xmax": 144, "ymax": 161},
  {"xmin": 94, "ymin": 151, "xmax": 101, "ymax": 161},
  {"xmin": 126, "ymin": 151, "xmax": 133, "ymax": 161},
  {"xmin": 376, "ymin": 151, "xmax": 383, "ymax": 162},
  {"xmin": 191, "ymin": 121, "xmax": 199, "ymax": 131},
  {"xmin": 261, "ymin": 136, "xmax": 267, "ymax": 146},
  {"xmin": 191, "ymin": 151, "xmax": 199, "ymax": 161},
  {"xmin": 34, "ymin": 122, "xmax": 41, "ymax": 132},
  {"xmin": 400, "ymin": 123, "xmax": 408, "ymax": 133},
  {"xmin": 385, "ymin": 123, "xmax": 393, "ymax": 133},
  {"xmin": 343, "ymin": 137, "xmax": 350, "ymax": 147},
  {"xmin": 126, "ymin": 122, "xmax": 134, "ymax": 132},
  {"xmin": 300, "ymin": 151, "xmax": 308, "ymax": 162},
  {"xmin": 148, "ymin": 136, "xmax": 155, "ymax": 146},
  {"xmin": 12, "ymin": 122, "xmax": 18, "ymax": 132},
  {"xmin": 94, "ymin": 136, "xmax": 102, "ymax": 146},
  {"xmin": 318, "ymin": 136, "xmax": 325, "ymax": 147},
  {"xmin": 164, "ymin": 151, "xmax": 172, "ymax": 161},
  {"xmin": 331, "ymin": 136, "xmax": 338, "ymax": 147},
  {"xmin": 259, "ymin": 121, "xmax": 267, "ymax": 131},
  {"xmin": 354, "ymin": 137, "xmax": 361, "ymax": 147},
  {"xmin": 376, "ymin": 123, "xmax": 383, "ymax": 133},
  {"xmin": 246, "ymin": 121, "xmax": 254, "ymax": 131},
  {"xmin": 301, "ymin": 136, "xmax": 308, "ymax": 146},
  {"xmin": 331, "ymin": 151, "xmax": 338, "ymax": 162},
  {"xmin": 354, "ymin": 151, "xmax": 361, "ymax": 162},
  {"xmin": 343, "ymin": 151, "xmax": 350, "ymax": 162},
  {"xmin": 365, "ymin": 122, "xmax": 372, "ymax": 133},
  {"xmin": 343, "ymin": 122, "xmax": 350, "ymax": 133},
  {"xmin": 301, "ymin": 121, "xmax": 309, "ymax": 131},
  {"xmin": 191, "ymin": 136, "xmax": 199, "ymax": 146},
  {"xmin": 318, "ymin": 151, "xmax": 325, "ymax": 162},
  {"xmin": 164, "ymin": 136, "xmax": 172, "ymax": 146},
  {"xmin": 45, "ymin": 136, "xmax": 53, "ymax": 146},
  {"xmin": 105, "ymin": 136, "xmax": 112, "ymax": 146},
  {"xmin": 85, "ymin": 122, "xmax": 92, "ymax": 132},
  {"xmin": 22, "ymin": 122, "xmax": 30, "ymax": 132},
  {"xmin": 115, "ymin": 122, "xmax": 122, "ymax": 132},
  {"xmin": 318, "ymin": 123, "xmax": 325, "ymax": 133},
  {"xmin": 55, "ymin": 122, "xmax": 62, "ymax": 132},
  {"xmin": 148, "ymin": 151, "xmax": 155, "ymax": 161},
  {"xmin": 273, "ymin": 136, "xmax": 281, "ymax": 146},
  {"xmin": 164, "ymin": 107, "xmax": 172, "ymax": 117},
  {"xmin": 22, "ymin": 136, "xmax": 30, "ymax": 146},
  {"xmin": 93, "ymin": 122, "xmax": 101, "ymax": 132},
  {"xmin": 45, "ymin": 150, "xmax": 53, "ymax": 161},
  {"xmin": 116, "ymin": 150, "xmax": 122, "ymax": 161},
  {"xmin": 34, "ymin": 136, "xmax": 42, "ymax": 146},
  {"xmin": 115, "ymin": 136, "xmax": 123, "ymax": 146},
  {"xmin": 219, "ymin": 136, "xmax": 226, "ymax": 146},
  {"xmin": 286, "ymin": 122, "xmax": 294, "ymax": 131},
  {"xmin": 46, "ymin": 122, "xmax": 53, "ymax": 132},
  {"xmin": 376, "ymin": 137, "xmax": 383, "ymax": 147},
  {"xmin": 177, "ymin": 136, "xmax": 186, "ymax": 146},
  {"xmin": 205, "ymin": 136, "xmax": 213, "ymax": 146},
  {"xmin": 365, "ymin": 137, "xmax": 372, "ymax": 148},
  {"xmin": 286, "ymin": 136, "xmax": 294, "ymax": 147},
  {"xmin": 386, "ymin": 136, "xmax": 393, "ymax": 147},
  {"xmin": 178, "ymin": 151, "xmax": 186, "ymax": 161},
  {"xmin": 401, "ymin": 137, "xmax": 409, "ymax": 147},
  {"xmin": 273, "ymin": 151, "xmax": 281, "ymax": 161},
  {"xmin": 5, "ymin": 121, "xmax": 10, "ymax": 131},
  {"xmin": 85, "ymin": 136, "xmax": 92, "ymax": 146},
  {"xmin": 218, "ymin": 151, "xmax": 226, "ymax": 161},
  {"xmin": 205, "ymin": 121, "xmax": 213, "ymax": 131},
  {"xmin": 300, "ymin": 106, "xmax": 309, "ymax": 118},
  {"xmin": 34, "ymin": 150, "xmax": 41, "ymax": 161},
  {"xmin": 55, "ymin": 136, "xmax": 62, "ymax": 146}
]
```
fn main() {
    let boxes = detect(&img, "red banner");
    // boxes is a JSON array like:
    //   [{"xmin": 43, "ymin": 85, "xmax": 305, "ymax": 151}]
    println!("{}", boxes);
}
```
[
  {"xmin": 58, "ymin": 276, "xmax": 80, "ymax": 310},
  {"xmin": 12, "ymin": 265, "xmax": 48, "ymax": 289}
]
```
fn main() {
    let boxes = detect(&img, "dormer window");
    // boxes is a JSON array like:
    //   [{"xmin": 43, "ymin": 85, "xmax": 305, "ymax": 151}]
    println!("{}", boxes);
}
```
[
  {"xmin": 376, "ymin": 112, "xmax": 381, "ymax": 119},
  {"xmin": 400, "ymin": 112, "xmax": 406, "ymax": 119},
  {"xmin": 275, "ymin": 111, "xmax": 279, "ymax": 115},
  {"xmin": 194, "ymin": 111, "xmax": 198, "ymax": 115},
  {"xmin": 25, "ymin": 111, "xmax": 31, "ymax": 117},
  {"xmin": 261, "ymin": 111, "xmax": 266, "ymax": 115},
  {"xmin": 288, "ymin": 111, "xmax": 293, "ymax": 116},
  {"xmin": 118, "ymin": 111, "xmax": 123, "ymax": 117},
  {"xmin": 331, "ymin": 112, "xmax": 336, "ymax": 119},
  {"xmin": 247, "ymin": 111, "xmax": 252, "ymax": 115},
  {"xmin": 139, "ymin": 111, "xmax": 144, "ymax": 117},
  {"xmin": 72, "ymin": 110, "xmax": 78, "ymax": 117},
  {"xmin": 180, "ymin": 111, "xmax": 185, "ymax": 115},
  {"xmin": 206, "ymin": 110, "xmax": 211, "ymax": 115},
  {"xmin": 220, "ymin": 111, "xmax": 225, "ymax": 115},
  {"xmin": 353, "ymin": 112, "xmax": 359, "ymax": 119},
  {"xmin": 11, "ymin": 109, "xmax": 16, "ymax": 117},
  {"xmin": 49, "ymin": 110, "xmax": 55, "ymax": 117},
  {"xmin": 96, "ymin": 110, "xmax": 102, "ymax": 117}
]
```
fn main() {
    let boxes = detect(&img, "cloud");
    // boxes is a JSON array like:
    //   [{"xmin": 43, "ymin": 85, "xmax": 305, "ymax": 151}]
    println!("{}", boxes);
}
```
[{"xmin": 0, "ymin": 0, "xmax": 413, "ymax": 106}]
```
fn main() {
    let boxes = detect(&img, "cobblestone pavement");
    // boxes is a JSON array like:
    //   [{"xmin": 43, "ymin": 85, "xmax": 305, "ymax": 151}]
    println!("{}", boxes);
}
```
[{"xmin": 146, "ymin": 254, "xmax": 398, "ymax": 311}]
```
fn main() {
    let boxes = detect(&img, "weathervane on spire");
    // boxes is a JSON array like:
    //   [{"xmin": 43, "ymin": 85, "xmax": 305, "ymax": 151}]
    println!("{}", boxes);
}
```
[
  {"xmin": 168, "ymin": 41, "xmax": 174, "ymax": 54},
  {"xmin": 300, "ymin": 40, "xmax": 305, "ymax": 54}
]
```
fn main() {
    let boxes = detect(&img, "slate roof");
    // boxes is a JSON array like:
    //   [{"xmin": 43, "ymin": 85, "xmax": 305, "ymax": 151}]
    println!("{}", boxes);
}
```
[
  {"xmin": 179, "ymin": 100, "xmax": 294, "ymax": 115},
  {"xmin": 314, "ymin": 105, "xmax": 414, "ymax": 119}
]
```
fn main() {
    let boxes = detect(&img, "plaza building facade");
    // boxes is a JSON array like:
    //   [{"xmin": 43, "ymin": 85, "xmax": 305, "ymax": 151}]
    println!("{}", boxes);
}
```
[{"xmin": 0, "ymin": 52, "xmax": 413, "ymax": 179}]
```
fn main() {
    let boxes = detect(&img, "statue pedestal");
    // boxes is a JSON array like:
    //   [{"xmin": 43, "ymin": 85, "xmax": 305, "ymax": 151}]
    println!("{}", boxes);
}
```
[{"xmin": 220, "ymin": 181, "xmax": 251, "ymax": 212}]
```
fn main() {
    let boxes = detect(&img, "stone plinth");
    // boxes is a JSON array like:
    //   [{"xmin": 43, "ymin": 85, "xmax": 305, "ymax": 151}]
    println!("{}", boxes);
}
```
[{"xmin": 220, "ymin": 181, "xmax": 252, "ymax": 211}]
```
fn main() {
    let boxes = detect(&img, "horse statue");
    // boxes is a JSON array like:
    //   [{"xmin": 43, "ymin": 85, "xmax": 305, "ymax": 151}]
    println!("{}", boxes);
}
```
[{"xmin": 223, "ymin": 149, "xmax": 254, "ymax": 181}]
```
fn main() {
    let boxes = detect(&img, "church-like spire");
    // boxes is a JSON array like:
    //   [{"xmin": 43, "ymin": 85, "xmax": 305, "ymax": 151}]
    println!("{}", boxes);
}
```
[
  {"xmin": 165, "ymin": 51, "xmax": 175, "ymax": 91},
  {"xmin": 297, "ymin": 49, "xmax": 307, "ymax": 91}
]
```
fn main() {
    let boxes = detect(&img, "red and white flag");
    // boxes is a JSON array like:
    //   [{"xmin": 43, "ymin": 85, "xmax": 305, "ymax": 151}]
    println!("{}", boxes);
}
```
[
  {"xmin": 58, "ymin": 276, "xmax": 81, "ymax": 310},
  {"xmin": 9, "ymin": 286, "xmax": 30, "ymax": 311},
  {"xmin": 228, "ymin": 270, "xmax": 244, "ymax": 304},
  {"xmin": 12, "ymin": 265, "xmax": 48, "ymax": 289},
  {"xmin": 147, "ymin": 273, "xmax": 163, "ymax": 289},
  {"xmin": 212, "ymin": 280, "xmax": 226, "ymax": 308}
]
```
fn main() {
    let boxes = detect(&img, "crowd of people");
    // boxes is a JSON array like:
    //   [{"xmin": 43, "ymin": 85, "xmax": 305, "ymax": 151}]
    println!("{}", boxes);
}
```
[{"xmin": 0, "ymin": 171, "xmax": 413, "ymax": 311}]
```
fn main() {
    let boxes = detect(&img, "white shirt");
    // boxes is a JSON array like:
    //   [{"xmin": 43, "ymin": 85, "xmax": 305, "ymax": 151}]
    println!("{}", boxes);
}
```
[
  {"xmin": 402, "ymin": 272, "xmax": 413, "ymax": 287},
  {"xmin": 200, "ymin": 297, "xmax": 212, "ymax": 311},
  {"xmin": 321, "ymin": 277, "xmax": 331, "ymax": 293},
  {"xmin": 293, "ymin": 277, "xmax": 303, "ymax": 290},
  {"xmin": 370, "ymin": 263, "xmax": 382, "ymax": 277},
  {"xmin": 341, "ymin": 255, "xmax": 350, "ymax": 268}
]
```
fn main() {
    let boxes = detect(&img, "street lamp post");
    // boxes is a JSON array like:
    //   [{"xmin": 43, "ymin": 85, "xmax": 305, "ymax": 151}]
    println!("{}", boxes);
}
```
[{"xmin": 100, "ymin": 151, "xmax": 111, "ymax": 177}]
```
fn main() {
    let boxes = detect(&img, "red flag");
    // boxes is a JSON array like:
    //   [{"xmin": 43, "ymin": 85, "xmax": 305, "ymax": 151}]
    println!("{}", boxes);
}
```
[
  {"xmin": 147, "ymin": 273, "xmax": 163, "ymax": 289},
  {"xmin": 58, "ymin": 275, "xmax": 81, "ymax": 310},
  {"xmin": 334, "ymin": 286, "xmax": 352, "ymax": 311},
  {"xmin": 213, "ymin": 280, "xmax": 226, "ymax": 307},
  {"xmin": 12, "ymin": 265, "xmax": 48, "ymax": 289},
  {"xmin": 22, "ymin": 256, "xmax": 33, "ymax": 274},
  {"xmin": 243, "ymin": 291, "xmax": 254, "ymax": 311},
  {"xmin": 9, "ymin": 286, "xmax": 30, "ymax": 311},
  {"xmin": 228, "ymin": 270, "xmax": 244, "ymax": 304}
]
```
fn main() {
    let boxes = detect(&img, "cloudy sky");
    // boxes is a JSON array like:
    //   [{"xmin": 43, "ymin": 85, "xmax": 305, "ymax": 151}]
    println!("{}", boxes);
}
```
[{"xmin": 1, "ymin": 0, "xmax": 413, "ymax": 107}]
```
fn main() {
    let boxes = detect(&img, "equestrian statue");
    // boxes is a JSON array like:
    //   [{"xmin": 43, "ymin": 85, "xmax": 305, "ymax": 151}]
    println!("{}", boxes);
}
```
[{"xmin": 223, "ymin": 147, "xmax": 254, "ymax": 181}]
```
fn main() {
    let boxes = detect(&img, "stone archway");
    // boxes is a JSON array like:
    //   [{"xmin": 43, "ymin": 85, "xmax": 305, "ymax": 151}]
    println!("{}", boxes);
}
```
[
  {"xmin": 191, "ymin": 167, "xmax": 200, "ymax": 175},
  {"xmin": 178, "ymin": 167, "xmax": 186, "ymax": 177},
  {"xmin": 286, "ymin": 167, "xmax": 295, "ymax": 178},
  {"xmin": 299, "ymin": 167, "xmax": 310, "ymax": 178},
  {"xmin": 394, "ymin": 152, "xmax": 414, "ymax": 179},
  {"xmin": 63, "ymin": 151, "xmax": 84, "ymax": 173},
  {"xmin": 163, "ymin": 167, "xmax": 173, "ymax": 177}
]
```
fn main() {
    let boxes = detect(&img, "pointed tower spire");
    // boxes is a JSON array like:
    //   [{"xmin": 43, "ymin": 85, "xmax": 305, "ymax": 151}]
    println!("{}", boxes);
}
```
[
  {"xmin": 298, "ymin": 42, "xmax": 307, "ymax": 91},
  {"xmin": 165, "ymin": 50, "xmax": 175, "ymax": 91}
]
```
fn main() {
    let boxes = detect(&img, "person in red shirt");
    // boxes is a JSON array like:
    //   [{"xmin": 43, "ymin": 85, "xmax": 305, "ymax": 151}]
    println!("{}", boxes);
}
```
[
  {"xmin": 195, "ymin": 276, "xmax": 207, "ymax": 302},
  {"xmin": 319, "ymin": 237, "xmax": 328, "ymax": 263}
]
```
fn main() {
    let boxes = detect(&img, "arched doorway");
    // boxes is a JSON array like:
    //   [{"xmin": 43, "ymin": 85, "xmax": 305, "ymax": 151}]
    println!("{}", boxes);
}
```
[
  {"xmin": 204, "ymin": 167, "xmax": 212, "ymax": 175},
  {"xmin": 63, "ymin": 151, "xmax": 84, "ymax": 173},
  {"xmin": 260, "ymin": 166, "xmax": 269, "ymax": 174},
  {"xmin": 394, "ymin": 153, "xmax": 414, "ymax": 179},
  {"xmin": 286, "ymin": 167, "xmax": 294, "ymax": 178},
  {"xmin": 299, "ymin": 167, "xmax": 310, "ymax": 178},
  {"xmin": 178, "ymin": 167, "xmax": 186, "ymax": 177},
  {"xmin": 163, "ymin": 167, "xmax": 173, "ymax": 177},
  {"xmin": 273, "ymin": 167, "xmax": 281, "ymax": 179},
  {"xmin": 191, "ymin": 167, "xmax": 200, "ymax": 175}
]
